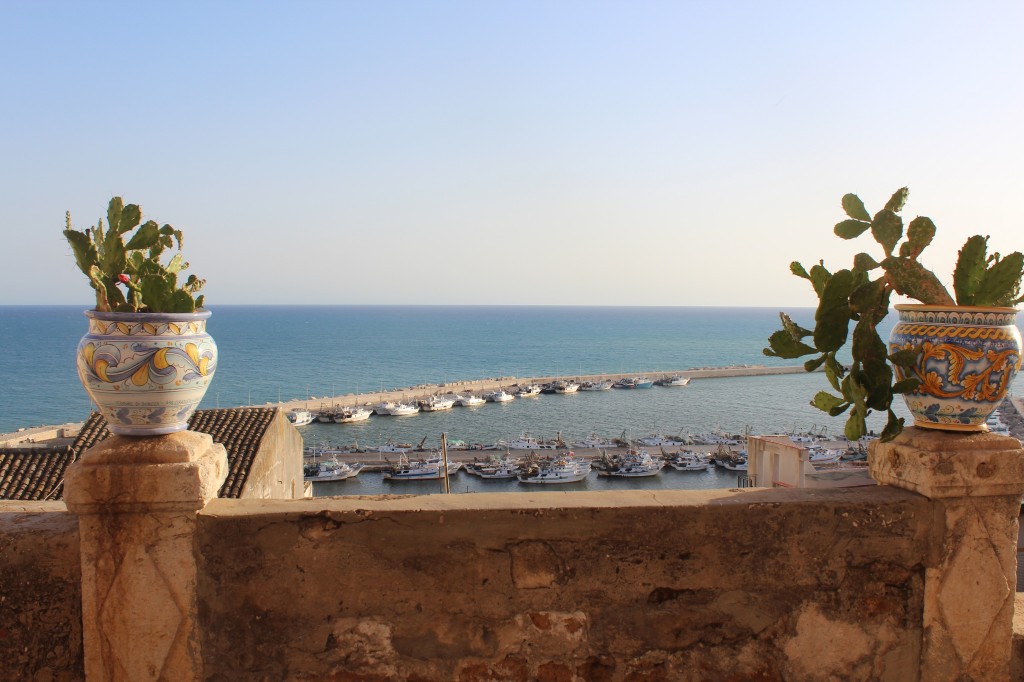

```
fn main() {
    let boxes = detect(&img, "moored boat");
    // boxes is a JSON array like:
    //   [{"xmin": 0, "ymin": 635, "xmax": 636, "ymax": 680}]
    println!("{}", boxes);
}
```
[
  {"xmin": 572, "ymin": 433, "xmax": 614, "ymax": 449},
  {"xmin": 419, "ymin": 395, "xmax": 455, "ymax": 412},
  {"xmin": 579, "ymin": 380, "xmax": 613, "ymax": 391},
  {"xmin": 287, "ymin": 409, "xmax": 314, "ymax": 426},
  {"xmin": 303, "ymin": 458, "xmax": 363, "ymax": 482},
  {"xmin": 595, "ymin": 449, "xmax": 664, "ymax": 477},
  {"xmin": 455, "ymin": 394, "xmax": 487, "ymax": 407},
  {"xmin": 517, "ymin": 452, "xmax": 591, "ymax": 484},
  {"xmin": 554, "ymin": 381, "xmax": 580, "ymax": 394},
  {"xmin": 516, "ymin": 384, "xmax": 543, "ymax": 398},
  {"xmin": 388, "ymin": 402, "xmax": 420, "ymax": 416},
  {"xmin": 485, "ymin": 389, "xmax": 516, "ymax": 403},
  {"xmin": 383, "ymin": 453, "xmax": 462, "ymax": 480},
  {"xmin": 655, "ymin": 375, "xmax": 691, "ymax": 387},
  {"xmin": 337, "ymin": 406, "xmax": 372, "ymax": 423},
  {"xmin": 666, "ymin": 451, "xmax": 711, "ymax": 471}
]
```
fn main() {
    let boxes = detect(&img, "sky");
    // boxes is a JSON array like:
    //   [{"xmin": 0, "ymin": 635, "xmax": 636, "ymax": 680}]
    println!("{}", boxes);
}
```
[{"xmin": 2, "ymin": 1, "xmax": 1022, "ymax": 307}]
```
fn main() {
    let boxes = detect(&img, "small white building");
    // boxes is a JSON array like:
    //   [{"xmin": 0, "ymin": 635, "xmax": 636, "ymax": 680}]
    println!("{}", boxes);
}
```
[{"xmin": 745, "ymin": 435, "xmax": 874, "ymax": 489}]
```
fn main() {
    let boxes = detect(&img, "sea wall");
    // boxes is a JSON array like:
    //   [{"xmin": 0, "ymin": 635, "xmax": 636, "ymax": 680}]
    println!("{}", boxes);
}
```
[{"xmin": 197, "ymin": 488, "xmax": 930, "ymax": 681}]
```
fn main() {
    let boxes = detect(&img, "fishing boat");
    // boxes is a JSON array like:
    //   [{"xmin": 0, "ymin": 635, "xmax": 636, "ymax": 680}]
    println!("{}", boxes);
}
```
[
  {"xmin": 579, "ymin": 380, "xmax": 613, "ymax": 391},
  {"xmin": 383, "ymin": 454, "xmax": 462, "ymax": 480},
  {"xmin": 419, "ymin": 395, "xmax": 455, "ymax": 411},
  {"xmin": 655, "ymin": 375, "xmax": 691, "ymax": 387},
  {"xmin": 455, "ymin": 394, "xmax": 487, "ymax": 407},
  {"xmin": 388, "ymin": 402, "xmax": 420, "ymax": 416},
  {"xmin": 572, "ymin": 434, "xmax": 614, "ymax": 448},
  {"xmin": 337, "ymin": 406, "xmax": 372, "ymax": 423},
  {"xmin": 666, "ymin": 451, "xmax": 712, "ymax": 471},
  {"xmin": 506, "ymin": 434, "xmax": 562, "ymax": 450},
  {"xmin": 485, "ymin": 390, "xmax": 516, "ymax": 403},
  {"xmin": 465, "ymin": 453, "xmax": 521, "ymax": 479},
  {"xmin": 378, "ymin": 439, "xmax": 414, "ymax": 454},
  {"xmin": 517, "ymin": 452, "xmax": 591, "ymax": 484},
  {"xmin": 287, "ymin": 409, "xmax": 314, "ymax": 426},
  {"xmin": 807, "ymin": 447, "xmax": 843, "ymax": 464},
  {"xmin": 552, "ymin": 380, "xmax": 580, "ymax": 394},
  {"xmin": 303, "ymin": 458, "xmax": 363, "ymax": 482},
  {"xmin": 373, "ymin": 401, "xmax": 398, "ymax": 415},
  {"xmin": 613, "ymin": 377, "xmax": 653, "ymax": 389},
  {"xmin": 595, "ymin": 449, "xmax": 664, "ymax": 477},
  {"xmin": 516, "ymin": 384, "xmax": 543, "ymax": 398}
]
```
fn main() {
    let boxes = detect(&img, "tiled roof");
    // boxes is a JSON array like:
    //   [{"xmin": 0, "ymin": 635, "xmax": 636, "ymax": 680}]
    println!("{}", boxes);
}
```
[
  {"xmin": 0, "ymin": 408, "xmax": 279, "ymax": 501},
  {"xmin": 0, "ymin": 446, "xmax": 76, "ymax": 501}
]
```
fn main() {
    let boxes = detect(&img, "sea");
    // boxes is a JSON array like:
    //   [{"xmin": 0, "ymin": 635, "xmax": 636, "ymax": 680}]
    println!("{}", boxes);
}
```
[{"xmin": 3, "ymin": 305, "xmax": 1020, "ymax": 496}]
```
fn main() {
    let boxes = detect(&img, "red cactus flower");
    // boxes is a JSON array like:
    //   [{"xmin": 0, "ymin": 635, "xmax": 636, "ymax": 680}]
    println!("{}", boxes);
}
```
[{"xmin": 117, "ymin": 274, "xmax": 131, "ymax": 284}]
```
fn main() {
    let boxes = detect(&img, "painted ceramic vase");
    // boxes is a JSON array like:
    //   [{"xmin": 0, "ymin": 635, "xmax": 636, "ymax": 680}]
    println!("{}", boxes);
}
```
[
  {"xmin": 76, "ymin": 310, "xmax": 218, "ymax": 436},
  {"xmin": 889, "ymin": 304, "xmax": 1021, "ymax": 431}
]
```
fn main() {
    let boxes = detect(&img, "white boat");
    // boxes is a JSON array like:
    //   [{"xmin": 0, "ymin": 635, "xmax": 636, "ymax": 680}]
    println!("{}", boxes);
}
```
[
  {"xmin": 420, "ymin": 396, "xmax": 455, "ymax": 412},
  {"xmin": 373, "ymin": 401, "xmax": 397, "ymax": 415},
  {"xmin": 656, "ymin": 375, "xmax": 691, "ymax": 387},
  {"xmin": 485, "ymin": 390, "xmax": 516, "ymax": 403},
  {"xmin": 378, "ymin": 439, "xmax": 414, "ymax": 454},
  {"xmin": 455, "ymin": 394, "xmax": 487, "ymax": 407},
  {"xmin": 721, "ymin": 455, "xmax": 748, "ymax": 471},
  {"xmin": 807, "ymin": 447, "xmax": 843, "ymax": 464},
  {"xmin": 287, "ymin": 409, "xmax": 314, "ymax": 426},
  {"xmin": 552, "ymin": 380, "xmax": 580, "ymax": 394},
  {"xmin": 516, "ymin": 385, "xmax": 543, "ymax": 398},
  {"xmin": 383, "ymin": 454, "xmax": 462, "ymax": 480},
  {"xmin": 337, "ymin": 406, "xmax": 372, "ymax": 423},
  {"xmin": 596, "ymin": 449, "xmax": 664, "ymax": 477},
  {"xmin": 572, "ymin": 434, "xmax": 614, "ymax": 449},
  {"xmin": 579, "ymin": 380, "xmax": 613, "ymax": 391},
  {"xmin": 517, "ymin": 453, "xmax": 591, "ymax": 484},
  {"xmin": 465, "ymin": 454, "xmax": 522, "ymax": 479},
  {"xmin": 388, "ymin": 402, "xmax": 420, "ymax": 416},
  {"xmin": 666, "ymin": 451, "xmax": 711, "ymax": 471},
  {"xmin": 506, "ymin": 434, "xmax": 561, "ymax": 450},
  {"xmin": 303, "ymin": 458, "xmax": 363, "ymax": 482}
]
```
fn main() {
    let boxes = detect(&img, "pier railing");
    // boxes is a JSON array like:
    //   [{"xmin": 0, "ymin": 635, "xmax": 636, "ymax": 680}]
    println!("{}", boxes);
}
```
[{"xmin": 3, "ymin": 427, "xmax": 1024, "ymax": 680}]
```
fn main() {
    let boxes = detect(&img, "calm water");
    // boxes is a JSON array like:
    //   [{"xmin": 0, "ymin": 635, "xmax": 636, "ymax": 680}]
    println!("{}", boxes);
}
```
[{"xmin": 2, "ymin": 305, "xmax": 1019, "ymax": 448}]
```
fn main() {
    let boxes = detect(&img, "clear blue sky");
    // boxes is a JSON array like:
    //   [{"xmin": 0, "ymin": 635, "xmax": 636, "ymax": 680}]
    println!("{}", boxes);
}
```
[{"xmin": 2, "ymin": 1, "xmax": 1022, "ymax": 306}]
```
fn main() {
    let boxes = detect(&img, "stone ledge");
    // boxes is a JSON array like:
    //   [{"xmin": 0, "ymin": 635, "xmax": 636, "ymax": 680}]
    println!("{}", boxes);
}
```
[
  {"xmin": 870, "ymin": 427, "xmax": 1024, "ymax": 499},
  {"xmin": 65, "ymin": 431, "xmax": 227, "ymax": 515}
]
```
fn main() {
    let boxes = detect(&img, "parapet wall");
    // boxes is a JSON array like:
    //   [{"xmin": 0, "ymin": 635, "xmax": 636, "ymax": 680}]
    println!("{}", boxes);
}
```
[
  {"xmin": 0, "ymin": 502, "xmax": 83, "ymax": 681},
  {"xmin": 197, "ymin": 488, "xmax": 931, "ymax": 681}
]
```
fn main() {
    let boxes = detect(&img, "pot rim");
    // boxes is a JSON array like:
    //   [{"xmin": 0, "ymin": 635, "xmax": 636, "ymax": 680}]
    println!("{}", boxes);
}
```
[
  {"xmin": 894, "ymin": 304, "xmax": 1018, "ymax": 314},
  {"xmin": 84, "ymin": 308, "xmax": 211, "ymax": 322}
]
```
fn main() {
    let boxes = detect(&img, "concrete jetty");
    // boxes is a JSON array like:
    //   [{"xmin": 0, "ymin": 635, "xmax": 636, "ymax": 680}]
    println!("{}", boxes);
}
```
[{"xmin": 277, "ymin": 365, "xmax": 810, "ymax": 414}]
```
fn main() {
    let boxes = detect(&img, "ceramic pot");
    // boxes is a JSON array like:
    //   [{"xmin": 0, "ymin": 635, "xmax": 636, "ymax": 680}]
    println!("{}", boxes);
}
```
[
  {"xmin": 76, "ymin": 310, "xmax": 218, "ymax": 436},
  {"xmin": 889, "ymin": 304, "xmax": 1021, "ymax": 431}
]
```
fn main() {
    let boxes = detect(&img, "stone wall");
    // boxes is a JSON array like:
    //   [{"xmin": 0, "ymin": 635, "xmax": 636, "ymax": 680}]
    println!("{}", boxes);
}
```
[
  {"xmin": 241, "ymin": 409, "xmax": 304, "ymax": 500},
  {"xmin": 197, "ymin": 487, "xmax": 931, "ymax": 681},
  {"xmin": 0, "ymin": 502, "xmax": 83, "ymax": 682}
]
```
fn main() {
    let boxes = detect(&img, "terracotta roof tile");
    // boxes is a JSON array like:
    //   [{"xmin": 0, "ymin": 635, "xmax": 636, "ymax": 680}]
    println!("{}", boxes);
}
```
[
  {"xmin": 0, "ymin": 408, "xmax": 279, "ymax": 501},
  {"xmin": 0, "ymin": 446, "xmax": 76, "ymax": 501}
]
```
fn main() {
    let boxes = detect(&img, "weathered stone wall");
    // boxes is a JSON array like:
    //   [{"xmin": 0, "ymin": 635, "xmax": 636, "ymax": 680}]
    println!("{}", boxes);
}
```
[
  {"xmin": 198, "ymin": 488, "xmax": 931, "ymax": 681},
  {"xmin": 0, "ymin": 502, "xmax": 83, "ymax": 682},
  {"xmin": 241, "ymin": 409, "xmax": 304, "ymax": 500}
]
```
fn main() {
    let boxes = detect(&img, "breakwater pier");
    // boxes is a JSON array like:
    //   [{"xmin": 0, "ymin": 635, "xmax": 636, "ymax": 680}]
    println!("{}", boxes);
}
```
[{"xmin": 279, "ymin": 365, "xmax": 810, "ymax": 414}]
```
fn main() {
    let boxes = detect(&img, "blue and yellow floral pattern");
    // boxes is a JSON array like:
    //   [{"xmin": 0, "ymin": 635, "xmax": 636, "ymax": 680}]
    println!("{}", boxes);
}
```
[
  {"xmin": 75, "ymin": 310, "xmax": 217, "ymax": 436},
  {"xmin": 890, "ymin": 305, "xmax": 1021, "ymax": 430}
]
